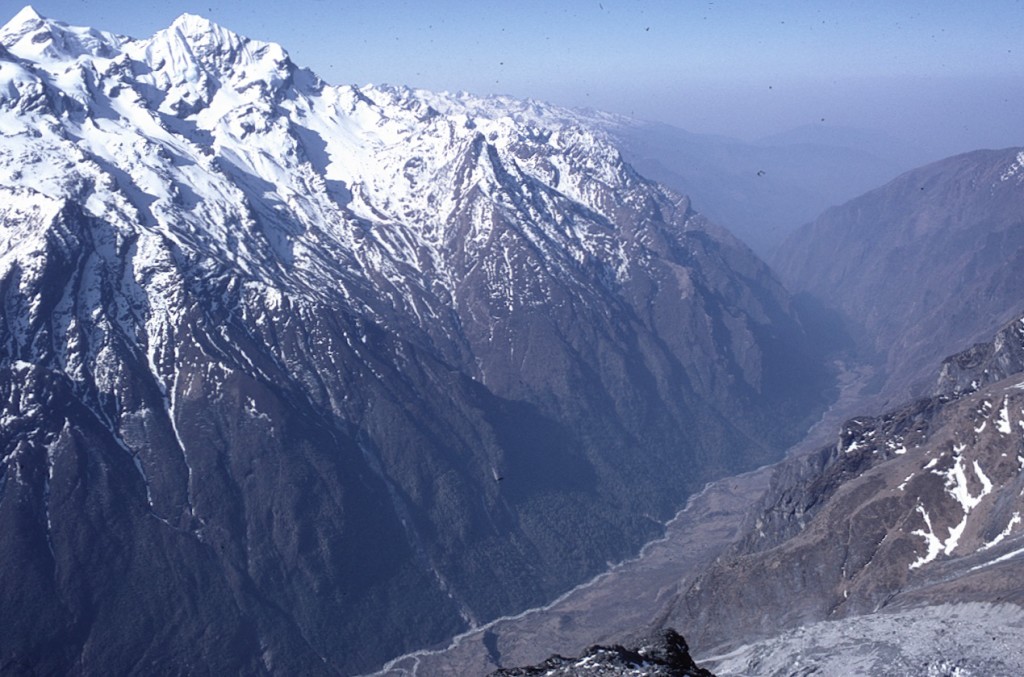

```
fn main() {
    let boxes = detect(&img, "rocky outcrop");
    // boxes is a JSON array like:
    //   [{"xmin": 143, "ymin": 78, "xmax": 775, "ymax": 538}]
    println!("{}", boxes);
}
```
[
  {"xmin": 937, "ymin": 316, "xmax": 1024, "ymax": 397},
  {"xmin": 489, "ymin": 629, "xmax": 714, "ymax": 677}
]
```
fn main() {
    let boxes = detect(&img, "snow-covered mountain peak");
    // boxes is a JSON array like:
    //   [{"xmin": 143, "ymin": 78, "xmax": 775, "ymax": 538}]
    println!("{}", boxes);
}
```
[
  {"xmin": 0, "ymin": 5, "xmax": 43, "ymax": 34},
  {"xmin": 168, "ymin": 12, "xmax": 225, "ymax": 34},
  {"xmin": 160, "ymin": 12, "xmax": 283, "ymax": 67},
  {"xmin": 149, "ymin": 13, "xmax": 292, "ymax": 76},
  {"xmin": 0, "ymin": 6, "xmax": 122, "ymax": 63},
  {"xmin": 0, "ymin": 10, "xmax": 833, "ymax": 675},
  {"xmin": 129, "ymin": 13, "xmax": 293, "ymax": 117},
  {"xmin": 0, "ymin": 6, "xmax": 685, "ymax": 314}
]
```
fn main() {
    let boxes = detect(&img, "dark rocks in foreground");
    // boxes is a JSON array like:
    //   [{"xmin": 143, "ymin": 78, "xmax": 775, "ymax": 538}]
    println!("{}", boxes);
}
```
[{"xmin": 489, "ymin": 629, "xmax": 714, "ymax": 677}]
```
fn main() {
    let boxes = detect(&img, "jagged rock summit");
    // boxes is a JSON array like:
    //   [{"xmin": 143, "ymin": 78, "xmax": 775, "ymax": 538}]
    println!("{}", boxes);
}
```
[
  {"xmin": 490, "ymin": 629, "xmax": 714, "ymax": 677},
  {"xmin": 0, "ymin": 7, "xmax": 829, "ymax": 675}
]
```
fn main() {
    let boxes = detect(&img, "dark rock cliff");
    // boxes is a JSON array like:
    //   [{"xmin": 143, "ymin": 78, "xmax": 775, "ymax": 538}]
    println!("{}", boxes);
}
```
[{"xmin": 489, "ymin": 629, "xmax": 714, "ymax": 677}]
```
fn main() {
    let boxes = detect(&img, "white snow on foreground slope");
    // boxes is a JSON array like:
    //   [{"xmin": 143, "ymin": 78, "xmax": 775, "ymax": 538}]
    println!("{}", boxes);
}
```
[{"xmin": 903, "ymin": 385, "xmax": 1024, "ymax": 572}]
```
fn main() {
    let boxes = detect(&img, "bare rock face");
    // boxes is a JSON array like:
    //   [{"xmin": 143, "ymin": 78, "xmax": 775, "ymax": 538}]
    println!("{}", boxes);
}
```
[
  {"xmin": 774, "ymin": 147, "xmax": 1024, "ymax": 409},
  {"xmin": 937, "ymin": 317, "xmax": 1024, "ymax": 397},
  {"xmin": 490, "ymin": 629, "xmax": 714, "ymax": 677},
  {"xmin": 0, "ymin": 8, "xmax": 831, "ymax": 675}
]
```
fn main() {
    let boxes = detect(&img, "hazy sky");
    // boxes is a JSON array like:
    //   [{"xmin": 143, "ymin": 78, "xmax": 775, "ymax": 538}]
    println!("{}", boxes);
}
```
[{"xmin": 12, "ymin": 1, "xmax": 1024, "ymax": 156}]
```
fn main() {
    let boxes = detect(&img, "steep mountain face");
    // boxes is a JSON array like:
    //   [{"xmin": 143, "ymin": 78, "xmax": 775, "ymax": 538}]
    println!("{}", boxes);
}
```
[
  {"xmin": 774, "ymin": 147, "xmax": 1024, "ymax": 409},
  {"xmin": 937, "ymin": 316, "xmax": 1024, "ymax": 397},
  {"xmin": 0, "ymin": 8, "xmax": 829, "ymax": 675},
  {"xmin": 657, "ymin": 313, "xmax": 1024, "ymax": 666}
]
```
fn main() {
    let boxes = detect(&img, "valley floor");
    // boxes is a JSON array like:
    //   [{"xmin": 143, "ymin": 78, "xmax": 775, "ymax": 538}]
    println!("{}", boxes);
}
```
[{"xmin": 370, "ymin": 465, "xmax": 773, "ymax": 676}]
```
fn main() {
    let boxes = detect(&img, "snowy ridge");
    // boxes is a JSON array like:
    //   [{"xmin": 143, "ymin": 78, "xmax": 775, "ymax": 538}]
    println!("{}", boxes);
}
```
[
  {"xmin": 0, "ymin": 8, "xmax": 572, "ymax": 390},
  {"xmin": 0, "ymin": 6, "xmax": 669, "ymax": 314}
]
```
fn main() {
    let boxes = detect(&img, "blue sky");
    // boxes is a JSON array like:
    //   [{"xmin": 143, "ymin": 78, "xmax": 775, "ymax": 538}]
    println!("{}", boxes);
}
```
[{"xmin": 11, "ymin": 1, "xmax": 1024, "ymax": 155}]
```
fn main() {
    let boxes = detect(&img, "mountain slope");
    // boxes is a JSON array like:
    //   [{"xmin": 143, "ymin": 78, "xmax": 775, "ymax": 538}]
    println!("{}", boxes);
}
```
[
  {"xmin": 0, "ymin": 8, "xmax": 830, "ymax": 674},
  {"xmin": 656, "ymin": 313, "xmax": 1024, "ymax": 667},
  {"xmin": 774, "ymin": 147, "xmax": 1024, "ymax": 409},
  {"xmin": 373, "ymin": 317, "xmax": 1024, "ymax": 676}
]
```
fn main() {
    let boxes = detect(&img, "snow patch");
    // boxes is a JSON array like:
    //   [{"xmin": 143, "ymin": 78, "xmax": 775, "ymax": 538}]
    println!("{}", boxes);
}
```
[
  {"xmin": 981, "ymin": 512, "xmax": 1022, "ymax": 551},
  {"xmin": 934, "ymin": 454, "xmax": 992, "ymax": 514},
  {"xmin": 911, "ymin": 454, "xmax": 994, "ymax": 568},
  {"xmin": 909, "ymin": 506, "xmax": 943, "ymax": 570},
  {"xmin": 245, "ymin": 396, "xmax": 271, "ymax": 423},
  {"xmin": 1000, "ymin": 151, "xmax": 1024, "ymax": 182},
  {"xmin": 844, "ymin": 439, "xmax": 866, "ymax": 454},
  {"xmin": 997, "ymin": 397, "xmax": 1012, "ymax": 435}
]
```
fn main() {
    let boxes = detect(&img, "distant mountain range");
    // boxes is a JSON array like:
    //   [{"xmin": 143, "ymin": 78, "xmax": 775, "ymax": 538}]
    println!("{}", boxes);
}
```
[
  {"xmin": 0, "ymin": 7, "xmax": 830, "ymax": 675},
  {"xmin": 595, "ymin": 118, "xmax": 933, "ymax": 259}
]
